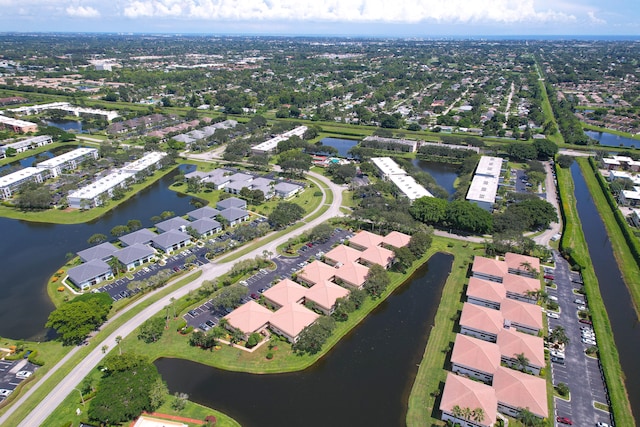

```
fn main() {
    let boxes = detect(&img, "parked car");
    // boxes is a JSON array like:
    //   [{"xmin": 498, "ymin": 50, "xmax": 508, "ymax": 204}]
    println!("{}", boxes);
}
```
[
  {"xmin": 547, "ymin": 312, "xmax": 560, "ymax": 319},
  {"xmin": 579, "ymin": 318, "xmax": 593, "ymax": 325},
  {"xmin": 544, "ymin": 274, "xmax": 554, "ymax": 280},
  {"xmin": 596, "ymin": 422, "xmax": 611, "ymax": 427},
  {"xmin": 582, "ymin": 338, "xmax": 596, "ymax": 345},
  {"xmin": 577, "ymin": 305, "xmax": 586, "ymax": 311},
  {"xmin": 556, "ymin": 416, "xmax": 573, "ymax": 425},
  {"xmin": 205, "ymin": 320, "xmax": 216, "ymax": 328},
  {"xmin": 548, "ymin": 295, "xmax": 559, "ymax": 302},
  {"xmin": 16, "ymin": 371, "xmax": 32, "ymax": 379},
  {"xmin": 0, "ymin": 389, "xmax": 12, "ymax": 397},
  {"xmin": 574, "ymin": 299, "xmax": 585, "ymax": 304}
]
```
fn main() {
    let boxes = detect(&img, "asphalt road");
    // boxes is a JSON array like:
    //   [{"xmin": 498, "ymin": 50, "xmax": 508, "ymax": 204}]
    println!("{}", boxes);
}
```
[{"xmin": 5, "ymin": 170, "xmax": 345, "ymax": 427}]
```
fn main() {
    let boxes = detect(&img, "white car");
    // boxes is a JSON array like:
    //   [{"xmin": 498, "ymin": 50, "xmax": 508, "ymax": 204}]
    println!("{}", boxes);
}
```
[
  {"xmin": 547, "ymin": 312, "xmax": 560, "ymax": 319},
  {"xmin": 577, "ymin": 305, "xmax": 587, "ymax": 311},
  {"xmin": 574, "ymin": 299, "xmax": 585, "ymax": 304},
  {"xmin": 550, "ymin": 350, "xmax": 565, "ymax": 358},
  {"xmin": 582, "ymin": 338, "xmax": 596, "ymax": 345},
  {"xmin": 596, "ymin": 422, "xmax": 610, "ymax": 427},
  {"xmin": 0, "ymin": 389, "xmax": 12, "ymax": 397},
  {"xmin": 15, "ymin": 371, "xmax": 32, "ymax": 379},
  {"xmin": 548, "ymin": 295, "xmax": 559, "ymax": 302}
]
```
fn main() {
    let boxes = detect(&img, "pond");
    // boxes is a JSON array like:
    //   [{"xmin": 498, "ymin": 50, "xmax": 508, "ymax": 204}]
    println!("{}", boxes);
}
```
[
  {"xmin": 320, "ymin": 137, "xmax": 359, "ymax": 157},
  {"xmin": 156, "ymin": 253, "xmax": 453, "ymax": 427},
  {"xmin": 571, "ymin": 163, "xmax": 640, "ymax": 418},
  {"xmin": 0, "ymin": 165, "xmax": 197, "ymax": 340},
  {"xmin": 412, "ymin": 159, "xmax": 459, "ymax": 197},
  {"xmin": 45, "ymin": 119, "xmax": 86, "ymax": 133},
  {"xmin": 0, "ymin": 152, "xmax": 55, "ymax": 173},
  {"xmin": 585, "ymin": 130, "xmax": 640, "ymax": 148}
]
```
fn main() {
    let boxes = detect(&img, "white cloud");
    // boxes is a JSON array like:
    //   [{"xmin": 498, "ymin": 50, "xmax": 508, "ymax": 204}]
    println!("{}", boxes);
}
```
[
  {"xmin": 66, "ymin": 5, "xmax": 101, "ymax": 18},
  {"xmin": 587, "ymin": 11, "xmax": 606, "ymax": 24},
  {"xmin": 120, "ymin": 0, "xmax": 576, "ymax": 23}
]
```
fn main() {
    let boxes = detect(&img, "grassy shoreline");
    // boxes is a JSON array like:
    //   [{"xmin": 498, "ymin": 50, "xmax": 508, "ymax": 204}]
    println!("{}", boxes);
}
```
[{"xmin": 556, "ymin": 164, "xmax": 635, "ymax": 427}]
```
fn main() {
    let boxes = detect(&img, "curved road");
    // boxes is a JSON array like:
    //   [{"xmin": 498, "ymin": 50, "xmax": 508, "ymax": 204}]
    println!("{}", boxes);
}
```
[{"xmin": 5, "ymin": 171, "xmax": 344, "ymax": 427}]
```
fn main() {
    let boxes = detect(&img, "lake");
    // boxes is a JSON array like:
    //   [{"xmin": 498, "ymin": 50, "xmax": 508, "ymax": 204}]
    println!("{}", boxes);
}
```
[
  {"xmin": 45, "ymin": 120, "xmax": 86, "ymax": 133},
  {"xmin": 585, "ymin": 130, "xmax": 640, "ymax": 148},
  {"xmin": 320, "ymin": 137, "xmax": 359, "ymax": 157},
  {"xmin": 412, "ymin": 159, "xmax": 459, "ymax": 196},
  {"xmin": 156, "ymin": 253, "xmax": 453, "ymax": 427}
]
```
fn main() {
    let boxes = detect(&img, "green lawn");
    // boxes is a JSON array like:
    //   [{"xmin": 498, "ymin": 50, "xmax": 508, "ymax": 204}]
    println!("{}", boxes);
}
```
[
  {"xmin": 536, "ymin": 75, "xmax": 564, "ymax": 145},
  {"xmin": 405, "ymin": 239, "xmax": 485, "ymax": 426},
  {"xmin": 556, "ymin": 164, "xmax": 635, "ymax": 427}
]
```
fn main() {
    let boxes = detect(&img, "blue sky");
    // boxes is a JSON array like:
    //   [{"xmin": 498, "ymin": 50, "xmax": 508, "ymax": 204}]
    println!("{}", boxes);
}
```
[{"xmin": 0, "ymin": 0, "xmax": 639, "ymax": 36}]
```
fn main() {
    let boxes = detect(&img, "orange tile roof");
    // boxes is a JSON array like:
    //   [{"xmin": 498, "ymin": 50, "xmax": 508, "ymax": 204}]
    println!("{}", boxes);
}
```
[
  {"xmin": 348, "ymin": 230, "xmax": 384, "ymax": 250},
  {"xmin": 466, "ymin": 277, "xmax": 506, "ymax": 304},
  {"xmin": 324, "ymin": 244, "xmax": 362, "ymax": 265},
  {"xmin": 497, "ymin": 328, "xmax": 545, "ymax": 368},
  {"xmin": 305, "ymin": 280, "xmax": 350, "ymax": 311},
  {"xmin": 504, "ymin": 252, "xmax": 540, "ymax": 273},
  {"xmin": 502, "ymin": 273, "xmax": 541, "ymax": 296},
  {"xmin": 500, "ymin": 299, "xmax": 543, "ymax": 331},
  {"xmin": 223, "ymin": 301, "xmax": 272, "ymax": 334},
  {"xmin": 472, "ymin": 256, "xmax": 509, "ymax": 279},
  {"xmin": 439, "ymin": 372, "xmax": 497, "ymax": 427},
  {"xmin": 459, "ymin": 303, "xmax": 504, "ymax": 336},
  {"xmin": 451, "ymin": 334, "xmax": 501, "ymax": 375},
  {"xmin": 335, "ymin": 261, "xmax": 370, "ymax": 288},
  {"xmin": 262, "ymin": 279, "xmax": 307, "ymax": 307},
  {"xmin": 269, "ymin": 303, "xmax": 319, "ymax": 339},
  {"xmin": 494, "ymin": 366, "xmax": 548, "ymax": 418},
  {"xmin": 382, "ymin": 231, "xmax": 411, "ymax": 248},
  {"xmin": 297, "ymin": 260, "xmax": 337, "ymax": 285},
  {"xmin": 359, "ymin": 245, "xmax": 395, "ymax": 268}
]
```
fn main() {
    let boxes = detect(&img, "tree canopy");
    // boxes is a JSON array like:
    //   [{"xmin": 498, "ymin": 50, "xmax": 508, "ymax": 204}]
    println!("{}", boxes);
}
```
[
  {"xmin": 46, "ymin": 293, "xmax": 112, "ymax": 345},
  {"xmin": 268, "ymin": 202, "xmax": 305, "ymax": 229}
]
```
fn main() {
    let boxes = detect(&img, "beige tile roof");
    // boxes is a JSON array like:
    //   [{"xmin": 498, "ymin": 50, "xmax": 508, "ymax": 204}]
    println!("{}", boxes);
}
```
[
  {"xmin": 335, "ymin": 261, "xmax": 370, "ymax": 288},
  {"xmin": 359, "ymin": 245, "xmax": 395, "ymax": 268},
  {"xmin": 348, "ymin": 230, "xmax": 384, "ymax": 250},
  {"xmin": 324, "ymin": 244, "xmax": 362, "ymax": 266},
  {"xmin": 504, "ymin": 252, "xmax": 540, "ymax": 273},
  {"xmin": 382, "ymin": 231, "xmax": 411, "ymax": 248},
  {"xmin": 466, "ymin": 277, "xmax": 506, "ymax": 304},
  {"xmin": 305, "ymin": 280, "xmax": 350, "ymax": 311},
  {"xmin": 494, "ymin": 366, "xmax": 548, "ymax": 418},
  {"xmin": 460, "ymin": 303, "xmax": 504, "ymax": 336},
  {"xmin": 269, "ymin": 303, "xmax": 319, "ymax": 339},
  {"xmin": 439, "ymin": 372, "xmax": 497, "ymax": 427},
  {"xmin": 497, "ymin": 328, "xmax": 545, "ymax": 368},
  {"xmin": 262, "ymin": 279, "xmax": 307, "ymax": 307},
  {"xmin": 224, "ymin": 301, "xmax": 272, "ymax": 334},
  {"xmin": 451, "ymin": 334, "xmax": 501, "ymax": 375},
  {"xmin": 472, "ymin": 256, "xmax": 509, "ymax": 279},
  {"xmin": 297, "ymin": 260, "xmax": 337, "ymax": 285},
  {"xmin": 500, "ymin": 299, "xmax": 543, "ymax": 331},
  {"xmin": 502, "ymin": 273, "xmax": 541, "ymax": 296}
]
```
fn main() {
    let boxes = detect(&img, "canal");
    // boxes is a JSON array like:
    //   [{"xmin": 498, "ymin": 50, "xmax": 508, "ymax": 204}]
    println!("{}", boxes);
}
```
[
  {"xmin": 571, "ymin": 162, "xmax": 640, "ymax": 418},
  {"xmin": 156, "ymin": 253, "xmax": 453, "ymax": 427},
  {"xmin": 0, "ymin": 166, "xmax": 196, "ymax": 341}
]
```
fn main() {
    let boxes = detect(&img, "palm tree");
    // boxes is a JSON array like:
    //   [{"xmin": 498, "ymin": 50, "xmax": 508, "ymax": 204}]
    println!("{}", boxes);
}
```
[
  {"xmin": 472, "ymin": 407, "xmax": 485, "ymax": 423},
  {"xmin": 115, "ymin": 335, "xmax": 123, "ymax": 355},
  {"xmin": 517, "ymin": 407, "xmax": 543, "ymax": 427},
  {"xmin": 170, "ymin": 297, "xmax": 176, "ymax": 318},
  {"xmin": 461, "ymin": 406, "xmax": 473, "ymax": 420},
  {"xmin": 451, "ymin": 405, "xmax": 463, "ymax": 418},
  {"xmin": 101, "ymin": 345, "xmax": 109, "ymax": 354},
  {"xmin": 515, "ymin": 352, "xmax": 530, "ymax": 372},
  {"xmin": 550, "ymin": 326, "xmax": 570, "ymax": 345},
  {"xmin": 108, "ymin": 257, "xmax": 126, "ymax": 278}
]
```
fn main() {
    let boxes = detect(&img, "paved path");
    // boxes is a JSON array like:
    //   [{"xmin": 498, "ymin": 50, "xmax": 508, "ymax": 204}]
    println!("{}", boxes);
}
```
[
  {"xmin": 533, "ymin": 161, "xmax": 563, "ymax": 247},
  {"xmin": 5, "ymin": 171, "xmax": 343, "ymax": 427}
]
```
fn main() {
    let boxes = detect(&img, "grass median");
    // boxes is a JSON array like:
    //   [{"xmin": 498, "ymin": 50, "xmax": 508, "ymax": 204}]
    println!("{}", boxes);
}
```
[{"xmin": 556, "ymin": 164, "xmax": 635, "ymax": 427}]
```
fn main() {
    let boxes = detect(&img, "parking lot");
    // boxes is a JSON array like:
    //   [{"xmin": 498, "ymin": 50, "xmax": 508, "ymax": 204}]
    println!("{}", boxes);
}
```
[
  {"xmin": 0, "ymin": 358, "xmax": 38, "ymax": 403},
  {"xmin": 548, "ymin": 250, "xmax": 613, "ymax": 427},
  {"xmin": 184, "ymin": 228, "xmax": 353, "ymax": 331}
]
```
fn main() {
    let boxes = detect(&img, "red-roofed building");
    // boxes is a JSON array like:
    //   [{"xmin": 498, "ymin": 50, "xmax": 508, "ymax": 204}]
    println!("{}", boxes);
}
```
[
  {"xmin": 359, "ymin": 245, "xmax": 395, "ymax": 269},
  {"xmin": 297, "ymin": 260, "xmax": 336, "ymax": 286},
  {"xmin": 494, "ymin": 366, "xmax": 548, "ymax": 419},
  {"xmin": 502, "ymin": 273, "xmax": 540, "ymax": 304},
  {"xmin": 262, "ymin": 279, "xmax": 307, "ymax": 309},
  {"xmin": 223, "ymin": 301, "xmax": 272, "ymax": 338},
  {"xmin": 497, "ymin": 329, "xmax": 545, "ymax": 375},
  {"xmin": 348, "ymin": 230, "xmax": 384, "ymax": 251},
  {"xmin": 323, "ymin": 244, "xmax": 362, "ymax": 267},
  {"xmin": 451, "ymin": 334, "xmax": 501, "ymax": 384},
  {"xmin": 504, "ymin": 253, "xmax": 540, "ymax": 278},
  {"xmin": 334, "ymin": 261, "xmax": 370, "ymax": 290},
  {"xmin": 382, "ymin": 231, "xmax": 411, "ymax": 249},
  {"xmin": 305, "ymin": 280, "xmax": 350, "ymax": 315},
  {"xmin": 459, "ymin": 303, "xmax": 504, "ymax": 343},
  {"xmin": 466, "ymin": 277, "xmax": 506, "ymax": 310},
  {"xmin": 471, "ymin": 256, "xmax": 509, "ymax": 283},
  {"xmin": 268, "ymin": 303, "xmax": 319, "ymax": 343},
  {"xmin": 500, "ymin": 299, "xmax": 543, "ymax": 335},
  {"xmin": 439, "ymin": 372, "xmax": 497, "ymax": 427}
]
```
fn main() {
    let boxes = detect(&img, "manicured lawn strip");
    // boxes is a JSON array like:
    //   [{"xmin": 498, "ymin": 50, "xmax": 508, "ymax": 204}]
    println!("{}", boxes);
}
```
[
  {"xmin": 536, "ymin": 73, "xmax": 564, "ymax": 145},
  {"xmin": 0, "ymin": 271, "xmax": 202, "ymax": 426},
  {"xmin": 556, "ymin": 164, "xmax": 635, "ymax": 427},
  {"xmin": 118, "ymin": 236, "xmax": 460, "ymax": 376},
  {"xmin": 582, "ymin": 123, "xmax": 640, "ymax": 141},
  {"xmin": 405, "ymin": 240, "xmax": 484, "ymax": 427},
  {"xmin": 577, "ymin": 158, "xmax": 640, "ymax": 317},
  {"xmin": 0, "ymin": 165, "xmax": 178, "ymax": 224}
]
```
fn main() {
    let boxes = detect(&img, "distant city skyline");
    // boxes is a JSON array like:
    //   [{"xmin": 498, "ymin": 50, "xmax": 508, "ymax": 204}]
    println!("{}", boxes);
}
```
[{"xmin": 0, "ymin": 0, "xmax": 638, "ymax": 36}]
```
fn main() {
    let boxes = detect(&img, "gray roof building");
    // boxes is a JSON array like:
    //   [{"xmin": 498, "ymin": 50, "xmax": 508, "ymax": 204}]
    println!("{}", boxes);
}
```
[
  {"xmin": 114, "ymin": 243, "xmax": 156, "ymax": 266},
  {"xmin": 151, "ymin": 229, "xmax": 192, "ymax": 251},
  {"xmin": 228, "ymin": 172, "xmax": 253, "ymax": 182},
  {"xmin": 216, "ymin": 197, "xmax": 247, "ymax": 210},
  {"xmin": 189, "ymin": 218, "xmax": 222, "ymax": 236},
  {"xmin": 77, "ymin": 242, "xmax": 118, "ymax": 262},
  {"xmin": 274, "ymin": 182, "xmax": 303, "ymax": 197},
  {"xmin": 251, "ymin": 177, "xmax": 274, "ymax": 188},
  {"xmin": 155, "ymin": 216, "xmax": 190, "ymax": 233},
  {"xmin": 187, "ymin": 206, "xmax": 221, "ymax": 220},
  {"xmin": 67, "ymin": 259, "xmax": 112, "ymax": 287},
  {"xmin": 119, "ymin": 228, "xmax": 157, "ymax": 247},
  {"xmin": 226, "ymin": 180, "xmax": 250, "ymax": 193},
  {"xmin": 219, "ymin": 207, "xmax": 249, "ymax": 223}
]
